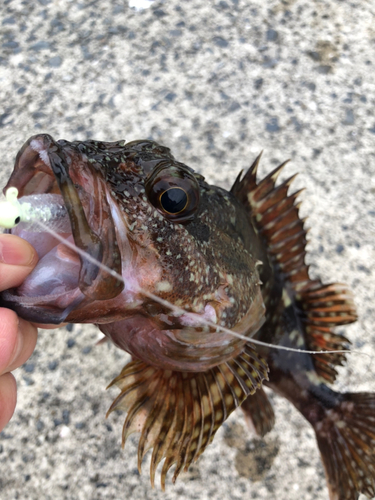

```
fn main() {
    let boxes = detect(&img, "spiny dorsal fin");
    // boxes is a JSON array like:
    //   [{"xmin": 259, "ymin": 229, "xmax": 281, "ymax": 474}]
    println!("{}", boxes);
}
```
[
  {"xmin": 106, "ymin": 345, "xmax": 268, "ymax": 489},
  {"xmin": 230, "ymin": 151, "xmax": 262, "ymax": 194},
  {"xmin": 231, "ymin": 157, "xmax": 309, "ymax": 288},
  {"xmin": 232, "ymin": 155, "xmax": 358, "ymax": 383}
]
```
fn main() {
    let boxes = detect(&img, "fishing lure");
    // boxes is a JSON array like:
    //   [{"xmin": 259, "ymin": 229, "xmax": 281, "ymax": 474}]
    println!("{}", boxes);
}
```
[{"xmin": 0, "ymin": 187, "xmax": 70, "ymax": 233}]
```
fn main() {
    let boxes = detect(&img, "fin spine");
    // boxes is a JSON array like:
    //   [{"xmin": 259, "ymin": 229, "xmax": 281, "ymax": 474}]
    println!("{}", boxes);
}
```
[
  {"xmin": 231, "ymin": 155, "xmax": 358, "ymax": 382},
  {"xmin": 107, "ymin": 346, "xmax": 268, "ymax": 487}
]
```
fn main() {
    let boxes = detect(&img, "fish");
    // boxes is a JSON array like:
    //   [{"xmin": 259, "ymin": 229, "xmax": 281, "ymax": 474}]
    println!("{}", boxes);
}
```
[{"xmin": 1, "ymin": 133, "xmax": 374, "ymax": 499}]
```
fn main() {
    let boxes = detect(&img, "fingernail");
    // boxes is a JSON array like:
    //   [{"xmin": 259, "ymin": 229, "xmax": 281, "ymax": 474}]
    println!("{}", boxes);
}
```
[{"xmin": 0, "ymin": 235, "xmax": 35, "ymax": 266}]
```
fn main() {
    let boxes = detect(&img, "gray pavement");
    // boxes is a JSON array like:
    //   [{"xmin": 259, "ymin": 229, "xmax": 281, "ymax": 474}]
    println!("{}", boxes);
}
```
[{"xmin": 0, "ymin": 1, "xmax": 374, "ymax": 499}]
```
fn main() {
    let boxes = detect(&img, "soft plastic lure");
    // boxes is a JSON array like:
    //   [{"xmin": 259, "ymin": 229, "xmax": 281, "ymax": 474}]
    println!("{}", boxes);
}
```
[{"xmin": 0, "ymin": 187, "xmax": 70, "ymax": 233}]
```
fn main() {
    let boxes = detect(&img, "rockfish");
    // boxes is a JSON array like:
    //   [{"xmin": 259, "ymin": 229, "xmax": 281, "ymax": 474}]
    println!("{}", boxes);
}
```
[{"xmin": 1, "ymin": 134, "xmax": 374, "ymax": 499}]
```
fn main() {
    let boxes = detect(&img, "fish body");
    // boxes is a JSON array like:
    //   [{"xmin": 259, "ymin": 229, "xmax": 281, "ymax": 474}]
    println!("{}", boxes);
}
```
[{"xmin": 1, "ymin": 135, "xmax": 374, "ymax": 498}]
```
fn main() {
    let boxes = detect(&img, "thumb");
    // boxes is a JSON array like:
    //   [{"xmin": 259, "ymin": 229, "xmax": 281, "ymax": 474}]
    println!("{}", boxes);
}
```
[{"xmin": 0, "ymin": 234, "xmax": 38, "ymax": 292}]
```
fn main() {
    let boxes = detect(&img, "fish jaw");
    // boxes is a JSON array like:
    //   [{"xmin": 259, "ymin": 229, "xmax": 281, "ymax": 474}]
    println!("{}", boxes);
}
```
[{"xmin": 0, "ymin": 134, "xmax": 133, "ymax": 322}]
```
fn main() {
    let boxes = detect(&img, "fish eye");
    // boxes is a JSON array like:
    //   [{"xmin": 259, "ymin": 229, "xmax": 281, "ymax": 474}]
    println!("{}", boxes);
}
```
[
  {"xmin": 159, "ymin": 187, "xmax": 188, "ymax": 215},
  {"xmin": 145, "ymin": 164, "xmax": 200, "ymax": 223}
]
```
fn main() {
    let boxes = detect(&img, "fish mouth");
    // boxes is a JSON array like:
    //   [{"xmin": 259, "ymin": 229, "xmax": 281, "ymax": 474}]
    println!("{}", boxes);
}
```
[{"xmin": 1, "ymin": 134, "xmax": 124, "ymax": 323}]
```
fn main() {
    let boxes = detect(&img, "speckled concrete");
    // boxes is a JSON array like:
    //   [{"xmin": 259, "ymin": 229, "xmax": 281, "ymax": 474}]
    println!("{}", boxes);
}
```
[{"xmin": 0, "ymin": 1, "xmax": 374, "ymax": 499}]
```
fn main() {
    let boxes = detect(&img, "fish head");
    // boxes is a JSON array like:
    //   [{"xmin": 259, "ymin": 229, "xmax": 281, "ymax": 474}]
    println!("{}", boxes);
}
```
[{"xmin": 1, "ymin": 135, "xmax": 265, "ymax": 371}]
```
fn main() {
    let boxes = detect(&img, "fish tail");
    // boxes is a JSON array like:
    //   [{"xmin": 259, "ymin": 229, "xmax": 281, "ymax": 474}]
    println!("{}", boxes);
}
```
[{"xmin": 312, "ymin": 392, "xmax": 375, "ymax": 499}]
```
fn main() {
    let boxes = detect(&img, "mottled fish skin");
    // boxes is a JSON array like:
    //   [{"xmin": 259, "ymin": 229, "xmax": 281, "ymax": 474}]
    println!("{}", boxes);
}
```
[{"xmin": 1, "ymin": 136, "xmax": 375, "ymax": 498}]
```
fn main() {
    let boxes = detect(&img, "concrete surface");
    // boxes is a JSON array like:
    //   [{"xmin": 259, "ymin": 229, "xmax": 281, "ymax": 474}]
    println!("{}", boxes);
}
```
[{"xmin": 0, "ymin": 0, "xmax": 374, "ymax": 499}]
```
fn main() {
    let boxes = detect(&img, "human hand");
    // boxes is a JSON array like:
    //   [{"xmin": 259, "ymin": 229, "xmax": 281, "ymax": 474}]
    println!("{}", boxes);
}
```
[{"xmin": 0, "ymin": 234, "xmax": 39, "ymax": 432}]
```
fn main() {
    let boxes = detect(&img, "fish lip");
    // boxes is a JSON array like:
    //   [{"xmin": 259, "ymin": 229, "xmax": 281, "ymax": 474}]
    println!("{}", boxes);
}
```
[
  {"xmin": 0, "ymin": 135, "xmax": 79, "ymax": 322},
  {"xmin": 3, "ymin": 134, "xmax": 75, "ymax": 246},
  {"xmin": 3, "ymin": 134, "xmax": 60, "ymax": 197},
  {"xmin": 1, "ymin": 134, "xmax": 124, "ymax": 322},
  {"xmin": 5, "ymin": 134, "xmax": 124, "ymax": 300}
]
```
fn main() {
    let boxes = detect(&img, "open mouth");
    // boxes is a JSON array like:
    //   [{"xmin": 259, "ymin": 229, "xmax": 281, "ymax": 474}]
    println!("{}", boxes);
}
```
[{"xmin": 1, "ymin": 134, "xmax": 124, "ymax": 323}]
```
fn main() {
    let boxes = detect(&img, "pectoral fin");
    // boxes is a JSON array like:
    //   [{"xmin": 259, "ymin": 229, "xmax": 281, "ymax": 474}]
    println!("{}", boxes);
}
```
[{"xmin": 106, "ymin": 345, "xmax": 269, "ymax": 489}]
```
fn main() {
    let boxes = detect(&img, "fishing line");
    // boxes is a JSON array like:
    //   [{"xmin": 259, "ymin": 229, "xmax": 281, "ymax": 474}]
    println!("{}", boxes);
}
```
[{"xmin": 33, "ymin": 219, "xmax": 370, "ymax": 359}]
